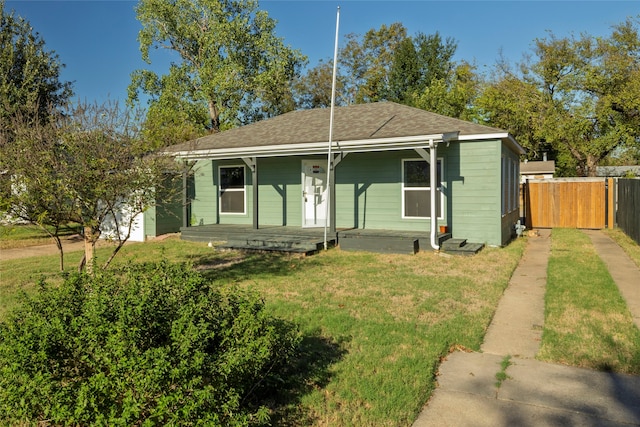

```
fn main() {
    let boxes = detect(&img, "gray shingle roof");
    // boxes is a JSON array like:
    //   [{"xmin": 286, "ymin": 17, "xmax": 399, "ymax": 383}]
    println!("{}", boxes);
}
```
[
  {"xmin": 520, "ymin": 161, "xmax": 556, "ymax": 174},
  {"xmin": 163, "ymin": 102, "xmax": 509, "ymax": 155}
]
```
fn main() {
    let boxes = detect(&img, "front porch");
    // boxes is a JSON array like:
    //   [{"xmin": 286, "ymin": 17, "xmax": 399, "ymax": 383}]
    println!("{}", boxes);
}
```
[{"xmin": 179, "ymin": 224, "xmax": 482, "ymax": 255}]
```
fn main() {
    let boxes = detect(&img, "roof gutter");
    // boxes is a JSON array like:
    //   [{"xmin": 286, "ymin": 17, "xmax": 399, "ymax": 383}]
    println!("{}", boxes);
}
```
[{"xmin": 165, "ymin": 133, "xmax": 453, "ymax": 160}]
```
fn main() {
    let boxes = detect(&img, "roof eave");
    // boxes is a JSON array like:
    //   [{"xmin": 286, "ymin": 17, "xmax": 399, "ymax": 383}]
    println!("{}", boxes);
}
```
[
  {"xmin": 170, "ymin": 133, "xmax": 457, "ymax": 160},
  {"xmin": 458, "ymin": 132, "xmax": 526, "ymax": 155}
]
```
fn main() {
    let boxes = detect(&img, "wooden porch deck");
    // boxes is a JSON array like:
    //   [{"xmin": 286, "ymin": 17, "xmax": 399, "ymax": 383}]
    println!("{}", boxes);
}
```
[{"xmin": 180, "ymin": 224, "xmax": 464, "ymax": 255}]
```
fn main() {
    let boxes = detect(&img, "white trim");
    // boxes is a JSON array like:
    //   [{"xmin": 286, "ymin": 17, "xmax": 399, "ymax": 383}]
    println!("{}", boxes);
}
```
[
  {"xmin": 169, "ymin": 133, "xmax": 456, "ymax": 160},
  {"xmin": 401, "ymin": 158, "xmax": 444, "ymax": 220},
  {"xmin": 218, "ymin": 164, "xmax": 246, "ymax": 215},
  {"xmin": 458, "ymin": 132, "xmax": 526, "ymax": 155},
  {"xmin": 301, "ymin": 159, "xmax": 329, "ymax": 228}
]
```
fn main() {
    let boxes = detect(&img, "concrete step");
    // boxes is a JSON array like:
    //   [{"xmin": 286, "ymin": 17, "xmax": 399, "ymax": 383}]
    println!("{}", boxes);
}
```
[
  {"xmin": 443, "ymin": 242, "xmax": 484, "ymax": 256},
  {"xmin": 440, "ymin": 238, "xmax": 468, "ymax": 250}
]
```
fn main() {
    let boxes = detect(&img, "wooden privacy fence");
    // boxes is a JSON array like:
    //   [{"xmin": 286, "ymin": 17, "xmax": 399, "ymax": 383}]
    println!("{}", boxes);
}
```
[
  {"xmin": 523, "ymin": 178, "xmax": 615, "ymax": 229},
  {"xmin": 617, "ymin": 178, "xmax": 640, "ymax": 245}
]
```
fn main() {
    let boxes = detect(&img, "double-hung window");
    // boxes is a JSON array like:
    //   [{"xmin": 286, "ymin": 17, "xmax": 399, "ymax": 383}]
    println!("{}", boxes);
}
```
[
  {"xmin": 219, "ymin": 165, "xmax": 245, "ymax": 214},
  {"xmin": 402, "ymin": 159, "xmax": 443, "ymax": 219}
]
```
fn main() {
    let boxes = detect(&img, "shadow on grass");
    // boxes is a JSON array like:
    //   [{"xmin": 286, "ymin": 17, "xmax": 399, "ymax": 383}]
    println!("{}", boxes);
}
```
[
  {"xmin": 267, "ymin": 331, "xmax": 349, "ymax": 425},
  {"xmin": 188, "ymin": 252, "xmax": 348, "ymax": 424},
  {"xmin": 189, "ymin": 251, "xmax": 308, "ymax": 283}
]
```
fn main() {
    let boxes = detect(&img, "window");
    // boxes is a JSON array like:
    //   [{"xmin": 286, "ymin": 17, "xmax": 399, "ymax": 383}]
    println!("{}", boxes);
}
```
[
  {"xmin": 219, "ymin": 165, "xmax": 245, "ymax": 214},
  {"xmin": 502, "ymin": 155, "xmax": 518, "ymax": 216},
  {"xmin": 402, "ymin": 159, "xmax": 443, "ymax": 219},
  {"xmin": 502, "ymin": 156, "xmax": 507, "ymax": 215}
]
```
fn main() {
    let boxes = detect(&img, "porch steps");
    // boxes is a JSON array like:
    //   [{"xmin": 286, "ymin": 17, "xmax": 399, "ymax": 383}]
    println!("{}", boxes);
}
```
[
  {"xmin": 338, "ymin": 232, "xmax": 452, "ymax": 254},
  {"xmin": 217, "ymin": 235, "xmax": 335, "ymax": 255},
  {"xmin": 440, "ymin": 238, "xmax": 484, "ymax": 256}
]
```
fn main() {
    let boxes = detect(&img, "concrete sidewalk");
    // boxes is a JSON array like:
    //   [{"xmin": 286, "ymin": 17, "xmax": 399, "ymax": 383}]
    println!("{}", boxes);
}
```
[{"xmin": 413, "ymin": 229, "xmax": 640, "ymax": 427}]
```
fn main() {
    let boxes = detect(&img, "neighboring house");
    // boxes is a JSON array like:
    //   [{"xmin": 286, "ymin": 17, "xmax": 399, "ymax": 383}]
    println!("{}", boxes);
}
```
[
  {"xmin": 520, "ymin": 160, "xmax": 555, "ymax": 183},
  {"xmin": 100, "ymin": 180, "xmax": 183, "ymax": 242},
  {"xmin": 596, "ymin": 165, "xmax": 640, "ymax": 177},
  {"xmin": 162, "ymin": 102, "xmax": 525, "ymax": 249}
]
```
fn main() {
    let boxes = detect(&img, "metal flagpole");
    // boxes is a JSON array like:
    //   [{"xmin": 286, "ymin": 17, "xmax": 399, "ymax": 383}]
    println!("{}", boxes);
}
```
[{"xmin": 324, "ymin": 6, "xmax": 340, "ymax": 250}]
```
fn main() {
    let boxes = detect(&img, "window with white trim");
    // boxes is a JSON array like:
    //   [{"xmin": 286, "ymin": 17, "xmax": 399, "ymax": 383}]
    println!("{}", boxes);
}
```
[
  {"xmin": 219, "ymin": 165, "xmax": 245, "ymax": 214},
  {"xmin": 502, "ymin": 155, "xmax": 518, "ymax": 215},
  {"xmin": 511, "ymin": 158, "xmax": 518, "ymax": 212},
  {"xmin": 402, "ymin": 159, "xmax": 443, "ymax": 219}
]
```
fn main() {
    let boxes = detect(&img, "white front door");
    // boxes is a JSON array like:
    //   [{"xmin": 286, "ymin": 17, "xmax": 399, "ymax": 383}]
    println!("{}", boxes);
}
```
[{"xmin": 302, "ymin": 160, "xmax": 328, "ymax": 227}]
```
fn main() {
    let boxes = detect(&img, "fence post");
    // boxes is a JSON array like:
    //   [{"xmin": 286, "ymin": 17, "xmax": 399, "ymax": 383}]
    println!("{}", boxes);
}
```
[{"xmin": 607, "ymin": 178, "xmax": 615, "ymax": 229}]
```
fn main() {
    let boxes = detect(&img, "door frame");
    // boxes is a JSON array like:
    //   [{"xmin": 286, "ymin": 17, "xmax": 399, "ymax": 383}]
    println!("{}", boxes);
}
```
[{"xmin": 301, "ymin": 159, "xmax": 329, "ymax": 228}]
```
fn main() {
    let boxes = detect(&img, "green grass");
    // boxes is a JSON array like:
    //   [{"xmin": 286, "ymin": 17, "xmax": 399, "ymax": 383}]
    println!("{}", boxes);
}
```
[
  {"xmin": 494, "ymin": 355, "xmax": 512, "ymax": 388},
  {"xmin": 0, "ymin": 236, "xmax": 526, "ymax": 426},
  {"xmin": 537, "ymin": 228, "xmax": 640, "ymax": 374},
  {"xmin": 0, "ymin": 223, "xmax": 80, "ymax": 249}
]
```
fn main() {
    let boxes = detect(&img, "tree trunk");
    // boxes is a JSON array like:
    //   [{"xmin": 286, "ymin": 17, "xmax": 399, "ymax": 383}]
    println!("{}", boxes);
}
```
[
  {"xmin": 208, "ymin": 100, "xmax": 220, "ymax": 133},
  {"xmin": 82, "ymin": 225, "xmax": 99, "ymax": 273},
  {"xmin": 586, "ymin": 155, "xmax": 600, "ymax": 177},
  {"xmin": 53, "ymin": 235, "xmax": 64, "ymax": 271}
]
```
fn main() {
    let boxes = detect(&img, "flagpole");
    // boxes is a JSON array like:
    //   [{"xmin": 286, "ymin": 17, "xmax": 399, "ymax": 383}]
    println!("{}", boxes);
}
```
[{"xmin": 324, "ymin": 6, "xmax": 340, "ymax": 251}]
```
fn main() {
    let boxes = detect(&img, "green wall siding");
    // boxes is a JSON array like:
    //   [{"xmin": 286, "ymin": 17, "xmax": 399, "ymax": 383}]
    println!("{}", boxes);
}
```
[
  {"xmin": 447, "ymin": 140, "xmax": 502, "ymax": 245},
  {"xmin": 335, "ymin": 151, "xmax": 438, "ymax": 231},
  {"xmin": 185, "ymin": 138, "xmax": 520, "ymax": 247},
  {"xmin": 143, "ymin": 177, "xmax": 183, "ymax": 238},
  {"xmin": 144, "ymin": 205, "xmax": 156, "ymax": 237},
  {"xmin": 190, "ymin": 160, "xmax": 218, "ymax": 226},
  {"xmin": 258, "ymin": 157, "xmax": 303, "ymax": 226}
]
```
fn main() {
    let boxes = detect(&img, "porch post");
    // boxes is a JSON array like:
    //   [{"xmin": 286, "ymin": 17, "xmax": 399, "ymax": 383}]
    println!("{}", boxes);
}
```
[
  {"xmin": 329, "ymin": 152, "xmax": 347, "ymax": 235},
  {"xmin": 253, "ymin": 160, "xmax": 258, "ymax": 230},
  {"xmin": 330, "ymin": 162, "xmax": 336, "ymax": 234},
  {"xmin": 182, "ymin": 162, "xmax": 189, "ymax": 228},
  {"xmin": 242, "ymin": 157, "xmax": 258, "ymax": 230}
]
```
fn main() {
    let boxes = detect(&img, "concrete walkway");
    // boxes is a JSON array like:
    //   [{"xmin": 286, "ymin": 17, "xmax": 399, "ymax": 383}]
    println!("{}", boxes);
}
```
[{"xmin": 413, "ymin": 229, "xmax": 640, "ymax": 427}]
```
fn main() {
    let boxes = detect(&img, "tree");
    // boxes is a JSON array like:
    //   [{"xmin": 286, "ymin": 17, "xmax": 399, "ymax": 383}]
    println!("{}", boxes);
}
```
[
  {"xmin": 298, "ymin": 24, "xmax": 471, "ymax": 118},
  {"xmin": 0, "ymin": 0, "xmax": 73, "ymax": 131},
  {"xmin": 411, "ymin": 62, "xmax": 482, "ymax": 120},
  {"xmin": 1, "ymin": 0, "xmax": 73, "ymax": 209},
  {"xmin": 340, "ymin": 22, "xmax": 407, "ymax": 104},
  {"xmin": 293, "ymin": 59, "xmax": 347, "ymax": 109},
  {"xmin": 128, "ymin": 0, "xmax": 306, "ymax": 137},
  {"xmin": 386, "ymin": 37, "xmax": 420, "ymax": 103},
  {"xmin": 1, "ymin": 100, "xmax": 179, "ymax": 272},
  {"xmin": 477, "ymin": 19, "xmax": 640, "ymax": 176},
  {"xmin": 388, "ymin": 31, "xmax": 458, "ymax": 104},
  {"xmin": 0, "ymin": 105, "xmax": 76, "ymax": 271}
]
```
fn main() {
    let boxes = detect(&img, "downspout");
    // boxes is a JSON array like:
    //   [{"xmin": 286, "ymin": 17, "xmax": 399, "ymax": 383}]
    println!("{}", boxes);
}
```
[{"xmin": 429, "ymin": 139, "xmax": 439, "ymax": 251}]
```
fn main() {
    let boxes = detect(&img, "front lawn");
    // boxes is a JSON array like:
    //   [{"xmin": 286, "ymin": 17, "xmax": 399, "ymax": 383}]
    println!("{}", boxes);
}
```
[{"xmin": 0, "ymin": 236, "xmax": 525, "ymax": 426}]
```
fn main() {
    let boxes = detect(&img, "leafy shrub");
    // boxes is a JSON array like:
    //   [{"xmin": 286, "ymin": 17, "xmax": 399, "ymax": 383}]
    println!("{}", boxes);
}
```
[{"xmin": 0, "ymin": 261, "xmax": 300, "ymax": 426}]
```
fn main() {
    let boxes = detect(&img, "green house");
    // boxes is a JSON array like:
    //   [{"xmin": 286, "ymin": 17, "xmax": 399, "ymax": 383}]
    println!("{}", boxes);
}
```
[{"xmin": 162, "ymin": 102, "xmax": 525, "ymax": 253}]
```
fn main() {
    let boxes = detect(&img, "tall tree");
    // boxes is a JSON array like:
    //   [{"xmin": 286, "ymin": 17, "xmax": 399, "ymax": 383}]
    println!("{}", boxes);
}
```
[
  {"xmin": 293, "ymin": 59, "xmax": 347, "ymax": 109},
  {"xmin": 386, "ymin": 37, "xmax": 420, "ymax": 103},
  {"xmin": 340, "ymin": 22, "xmax": 407, "ymax": 104},
  {"xmin": 128, "ymin": 0, "xmax": 306, "ymax": 138},
  {"xmin": 0, "ymin": 0, "xmax": 73, "ymax": 130},
  {"xmin": 1, "ymin": 104, "xmax": 75, "ymax": 270},
  {"xmin": 387, "ymin": 31, "xmax": 475, "ymax": 118},
  {"xmin": 478, "ymin": 18, "xmax": 640, "ymax": 176},
  {"xmin": 0, "ymin": 0, "xmax": 73, "ymax": 258},
  {"xmin": 411, "ymin": 62, "xmax": 481, "ymax": 120}
]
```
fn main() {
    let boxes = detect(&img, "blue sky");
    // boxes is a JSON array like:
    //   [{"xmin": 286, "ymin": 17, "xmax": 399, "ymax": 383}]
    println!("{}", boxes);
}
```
[{"xmin": 5, "ymin": 1, "xmax": 639, "ymax": 104}]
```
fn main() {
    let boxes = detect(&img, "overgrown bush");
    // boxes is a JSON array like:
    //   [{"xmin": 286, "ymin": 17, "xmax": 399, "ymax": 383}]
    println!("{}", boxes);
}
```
[{"xmin": 0, "ymin": 261, "xmax": 300, "ymax": 426}]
